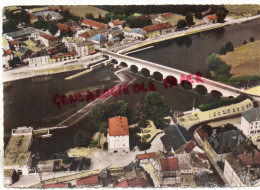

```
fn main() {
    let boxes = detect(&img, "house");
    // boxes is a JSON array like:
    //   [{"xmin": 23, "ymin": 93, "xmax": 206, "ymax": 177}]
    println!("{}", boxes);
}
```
[
  {"xmin": 3, "ymin": 49, "xmax": 13, "ymax": 69},
  {"xmin": 43, "ymin": 183, "xmax": 69, "ymax": 188},
  {"xmin": 123, "ymin": 27, "xmax": 146, "ymax": 40},
  {"xmin": 205, "ymin": 14, "xmax": 218, "ymax": 24},
  {"xmin": 142, "ymin": 23, "xmax": 173, "ymax": 38},
  {"xmin": 240, "ymin": 108, "xmax": 260, "ymax": 137},
  {"xmin": 76, "ymin": 174, "xmax": 100, "ymax": 187},
  {"xmin": 4, "ymin": 28, "xmax": 39, "ymax": 40},
  {"xmin": 57, "ymin": 23, "xmax": 75, "ymax": 32},
  {"xmin": 136, "ymin": 152, "xmax": 156, "ymax": 164},
  {"xmin": 32, "ymin": 11, "xmax": 62, "ymax": 21},
  {"xmin": 49, "ymin": 51, "xmax": 78, "ymax": 63},
  {"xmin": 39, "ymin": 34, "xmax": 59, "ymax": 47},
  {"xmin": 109, "ymin": 20, "xmax": 123, "ymax": 29},
  {"xmin": 37, "ymin": 160, "xmax": 54, "ymax": 172},
  {"xmin": 108, "ymin": 30, "xmax": 124, "ymax": 40},
  {"xmin": 159, "ymin": 157, "xmax": 181, "ymax": 186},
  {"xmin": 48, "ymin": 6, "xmax": 60, "ymax": 12},
  {"xmin": 194, "ymin": 128, "xmax": 209, "ymax": 145},
  {"xmin": 82, "ymin": 19, "xmax": 107, "ymax": 29},
  {"xmin": 160, "ymin": 125, "xmax": 192, "ymax": 154},
  {"xmin": 4, "ymin": 127, "xmax": 33, "ymax": 175},
  {"xmin": 28, "ymin": 49, "xmax": 50, "ymax": 67},
  {"xmin": 223, "ymin": 154, "xmax": 247, "ymax": 187},
  {"xmin": 159, "ymin": 13, "xmax": 174, "ymax": 19},
  {"xmin": 4, "ymin": 169, "xmax": 16, "ymax": 186},
  {"xmin": 92, "ymin": 34, "xmax": 107, "ymax": 45},
  {"xmin": 204, "ymin": 130, "xmax": 248, "ymax": 164},
  {"xmin": 62, "ymin": 37, "xmax": 95, "ymax": 57},
  {"xmin": 107, "ymin": 116, "xmax": 130, "ymax": 154}
]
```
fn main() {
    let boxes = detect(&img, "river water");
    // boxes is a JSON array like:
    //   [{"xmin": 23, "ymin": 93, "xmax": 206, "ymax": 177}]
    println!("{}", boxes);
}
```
[
  {"xmin": 4, "ymin": 19, "xmax": 260, "ymax": 157},
  {"xmin": 131, "ymin": 18, "xmax": 260, "ymax": 76}
]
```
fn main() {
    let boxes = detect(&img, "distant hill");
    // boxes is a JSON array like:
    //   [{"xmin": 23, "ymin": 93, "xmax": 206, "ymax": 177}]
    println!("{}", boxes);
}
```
[{"xmin": 61, "ymin": 5, "xmax": 108, "ymax": 19}]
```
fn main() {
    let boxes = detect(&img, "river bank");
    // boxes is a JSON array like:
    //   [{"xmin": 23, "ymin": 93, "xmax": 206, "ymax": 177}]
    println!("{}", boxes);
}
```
[{"xmin": 118, "ymin": 15, "xmax": 260, "ymax": 54}]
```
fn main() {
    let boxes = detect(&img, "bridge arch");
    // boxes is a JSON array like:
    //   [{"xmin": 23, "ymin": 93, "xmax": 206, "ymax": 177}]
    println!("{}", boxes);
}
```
[
  {"xmin": 195, "ymin": 85, "xmax": 208, "ymax": 95},
  {"xmin": 165, "ymin": 75, "xmax": 178, "ymax": 87},
  {"xmin": 141, "ymin": 68, "xmax": 150, "ymax": 77},
  {"xmin": 211, "ymin": 90, "xmax": 223, "ymax": 99},
  {"xmin": 120, "ymin": 62, "xmax": 128, "ymax": 67},
  {"xmin": 111, "ymin": 59, "xmax": 118, "ymax": 64},
  {"xmin": 153, "ymin": 71, "xmax": 163, "ymax": 81},
  {"xmin": 130, "ymin": 65, "xmax": 138, "ymax": 73},
  {"xmin": 181, "ymin": 80, "xmax": 192, "ymax": 90}
]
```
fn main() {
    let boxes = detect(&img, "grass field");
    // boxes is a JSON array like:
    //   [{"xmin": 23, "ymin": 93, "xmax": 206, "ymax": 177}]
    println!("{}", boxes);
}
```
[
  {"xmin": 219, "ymin": 40, "xmax": 260, "ymax": 78},
  {"xmin": 225, "ymin": 4, "xmax": 260, "ymax": 19},
  {"xmin": 61, "ymin": 5, "xmax": 108, "ymax": 19},
  {"xmin": 161, "ymin": 14, "xmax": 205, "ymax": 26}
]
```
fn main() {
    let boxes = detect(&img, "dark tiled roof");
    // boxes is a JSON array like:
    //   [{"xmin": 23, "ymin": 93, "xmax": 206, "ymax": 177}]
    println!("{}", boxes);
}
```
[
  {"xmin": 76, "ymin": 175, "xmax": 99, "ymax": 186},
  {"xmin": 30, "ymin": 49, "xmax": 49, "ymax": 58},
  {"xmin": 196, "ymin": 128, "xmax": 208, "ymax": 140},
  {"xmin": 237, "ymin": 152, "xmax": 260, "ymax": 166},
  {"xmin": 207, "ymin": 130, "xmax": 245, "ymax": 154},
  {"xmin": 184, "ymin": 141, "xmax": 196, "ymax": 153},
  {"xmin": 113, "ymin": 180, "xmax": 129, "ymax": 187},
  {"xmin": 127, "ymin": 178, "xmax": 149, "ymax": 187},
  {"xmin": 82, "ymin": 19, "xmax": 107, "ymax": 29},
  {"xmin": 160, "ymin": 125, "xmax": 192, "ymax": 151},
  {"xmin": 43, "ymin": 183, "xmax": 69, "ymax": 188},
  {"xmin": 242, "ymin": 108, "xmax": 260, "ymax": 123},
  {"xmin": 142, "ymin": 23, "xmax": 172, "ymax": 33},
  {"xmin": 4, "ymin": 28, "xmax": 37, "ymax": 38},
  {"xmin": 136, "ymin": 152, "xmax": 155, "ymax": 160}
]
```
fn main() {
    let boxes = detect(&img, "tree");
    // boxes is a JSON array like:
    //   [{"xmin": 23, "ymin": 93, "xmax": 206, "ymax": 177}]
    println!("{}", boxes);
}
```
[
  {"xmin": 34, "ymin": 20, "xmax": 48, "ymax": 29},
  {"xmin": 250, "ymin": 37, "xmax": 255, "ymax": 42},
  {"xmin": 243, "ymin": 40, "xmax": 247, "ymax": 45},
  {"xmin": 47, "ymin": 21, "xmax": 58, "ymax": 35},
  {"xmin": 4, "ymin": 10, "xmax": 16, "ymax": 20},
  {"xmin": 98, "ymin": 122, "xmax": 108, "ymax": 134},
  {"xmin": 177, "ymin": 19, "xmax": 187, "ymax": 29},
  {"xmin": 74, "ymin": 130, "xmax": 90, "ymax": 147},
  {"xmin": 98, "ymin": 12, "xmax": 102, "ymax": 21},
  {"xmin": 195, "ymin": 11, "xmax": 203, "ymax": 19},
  {"xmin": 126, "ymin": 15, "xmax": 152, "ymax": 28},
  {"xmin": 85, "ymin": 13, "xmax": 94, "ymax": 19},
  {"xmin": 3, "ymin": 20, "xmax": 18, "ymax": 33},
  {"xmin": 8, "ymin": 57, "xmax": 21, "ymax": 68},
  {"xmin": 105, "ymin": 12, "xmax": 116, "ymax": 22},
  {"xmin": 138, "ymin": 118, "xmax": 146, "ymax": 128},
  {"xmin": 60, "ymin": 29, "xmax": 73, "ymax": 37},
  {"xmin": 225, "ymin": 41, "xmax": 234, "ymax": 52},
  {"xmin": 216, "ymin": 10, "xmax": 226, "ymax": 23},
  {"xmin": 91, "ymin": 103, "xmax": 106, "ymax": 126},
  {"xmin": 79, "ymin": 158, "xmax": 91, "ymax": 170},
  {"xmin": 185, "ymin": 12, "xmax": 194, "ymax": 26},
  {"xmin": 219, "ymin": 46, "xmax": 227, "ymax": 55},
  {"xmin": 137, "ymin": 141, "xmax": 151, "ymax": 151},
  {"xmin": 16, "ymin": 10, "xmax": 30, "ymax": 24},
  {"xmin": 215, "ymin": 63, "xmax": 231, "ymax": 76},
  {"xmin": 206, "ymin": 53, "xmax": 226, "ymax": 71},
  {"xmin": 62, "ymin": 152, "xmax": 71, "ymax": 164},
  {"xmin": 201, "ymin": 125, "xmax": 213, "ymax": 136}
]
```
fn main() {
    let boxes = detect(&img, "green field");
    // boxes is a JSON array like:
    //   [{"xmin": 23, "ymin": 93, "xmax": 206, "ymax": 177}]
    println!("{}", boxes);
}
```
[{"xmin": 61, "ymin": 5, "xmax": 108, "ymax": 18}]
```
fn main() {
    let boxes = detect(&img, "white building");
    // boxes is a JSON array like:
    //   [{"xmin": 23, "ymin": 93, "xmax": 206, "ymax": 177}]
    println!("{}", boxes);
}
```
[
  {"xmin": 62, "ymin": 37, "xmax": 95, "ymax": 57},
  {"xmin": 107, "ymin": 116, "xmax": 130, "ymax": 154},
  {"xmin": 28, "ymin": 49, "xmax": 50, "ymax": 67},
  {"xmin": 108, "ymin": 20, "xmax": 123, "ymax": 29},
  {"xmin": 240, "ymin": 108, "xmax": 260, "ymax": 137},
  {"xmin": 223, "ymin": 154, "xmax": 246, "ymax": 187}
]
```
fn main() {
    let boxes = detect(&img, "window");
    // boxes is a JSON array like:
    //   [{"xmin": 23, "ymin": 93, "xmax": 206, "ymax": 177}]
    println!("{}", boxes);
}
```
[
  {"xmin": 228, "ymin": 109, "xmax": 230, "ymax": 113},
  {"xmin": 237, "ymin": 108, "xmax": 240, "ymax": 111},
  {"xmin": 233, "ymin": 109, "xmax": 236, "ymax": 112}
]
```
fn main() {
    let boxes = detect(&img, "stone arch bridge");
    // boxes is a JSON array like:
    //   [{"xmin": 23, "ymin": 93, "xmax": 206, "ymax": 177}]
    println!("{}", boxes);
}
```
[{"xmin": 100, "ymin": 50, "xmax": 259, "ymax": 100}]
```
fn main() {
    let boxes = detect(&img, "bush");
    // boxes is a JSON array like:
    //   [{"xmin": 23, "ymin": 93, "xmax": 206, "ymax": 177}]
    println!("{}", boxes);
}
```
[
  {"xmin": 89, "ymin": 140, "xmax": 98, "ymax": 147},
  {"xmin": 144, "ymin": 134, "xmax": 151, "ymax": 140},
  {"xmin": 201, "ymin": 125, "xmax": 213, "ymax": 136},
  {"xmin": 219, "ymin": 46, "xmax": 226, "ymax": 55},
  {"xmin": 250, "ymin": 37, "xmax": 255, "ymax": 42},
  {"xmin": 195, "ymin": 11, "xmax": 203, "ymax": 19},
  {"xmin": 243, "ymin": 40, "xmax": 247, "ymax": 45},
  {"xmin": 62, "ymin": 152, "xmax": 71, "ymax": 164},
  {"xmin": 138, "ymin": 118, "xmax": 146, "ymax": 128},
  {"xmin": 177, "ymin": 19, "xmax": 187, "ymax": 29},
  {"xmin": 79, "ymin": 158, "xmax": 91, "ymax": 170},
  {"xmin": 137, "ymin": 141, "xmax": 151, "ymax": 151},
  {"xmin": 225, "ymin": 42, "xmax": 234, "ymax": 52},
  {"xmin": 74, "ymin": 130, "xmax": 91, "ymax": 147},
  {"xmin": 185, "ymin": 12, "xmax": 194, "ymax": 26}
]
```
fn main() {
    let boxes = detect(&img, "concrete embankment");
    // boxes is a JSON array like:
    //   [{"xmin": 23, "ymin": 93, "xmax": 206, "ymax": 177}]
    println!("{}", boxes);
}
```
[{"xmin": 119, "ymin": 15, "xmax": 260, "ymax": 54}]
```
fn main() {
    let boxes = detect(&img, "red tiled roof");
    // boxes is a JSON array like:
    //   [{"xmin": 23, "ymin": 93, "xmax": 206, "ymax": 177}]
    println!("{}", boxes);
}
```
[
  {"xmin": 160, "ymin": 13, "xmax": 174, "ymax": 17},
  {"xmin": 29, "ymin": 14, "xmax": 36, "ymax": 18},
  {"xmin": 184, "ymin": 141, "xmax": 196, "ymax": 153},
  {"xmin": 51, "ymin": 51, "xmax": 77, "ymax": 59},
  {"xmin": 112, "ymin": 20, "xmax": 123, "ymax": 26},
  {"xmin": 48, "ymin": 47, "xmax": 58, "ymax": 54},
  {"xmin": 197, "ymin": 153, "xmax": 207, "ymax": 160},
  {"xmin": 57, "ymin": 23, "xmax": 75, "ymax": 31},
  {"xmin": 82, "ymin": 19, "xmax": 107, "ymax": 29},
  {"xmin": 76, "ymin": 175, "xmax": 99, "ymax": 186},
  {"xmin": 142, "ymin": 23, "xmax": 172, "ymax": 33},
  {"xmin": 9, "ymin": 41, "xmax": 19, "ymax": 45},
  {"xmin": 160, "ymin": 157, "xmax": 179, "ymax": 171},
  {"xmin": 48, "ymin": 6, "xmax": 60, "ymax": 11},
  {"xmin": 136, "ymin": 152, "xmax": 156, "ymax": 160},
  {"xmin": 6, "ymin": 49, "xmax": 12, "ymax": 55},
  {"xmin": 127, "ymin": 178, "xmax": 149, "ymax": 187},
  {"xmin": 80, "ymin": 31, "xmax": 91, "ymax": 39},
  {"xmin": 207, "ymin": 14, "xmax": 218, "ymax": 20},
  {"xmin": 108, "ymin": 116, "xmax": 129, "ymax": 136},
  {"xmin": 42, "ymin": 34, "xmax": 54, "ymax": 40},
  {"xmin": 43, "ymin": 183, "xmax": 69, "ymax": 188},
  {"xmin": 237, "ymin": 152, "xmax": 260, "ymax": 166},
  {"xmin": 113, "ymin": 180, "xmax": 129, "ymax": 188},
  {"xmin": 196, "ymin": 128, "xmax": 208, "ymax": 140},
  {"xmin": 88, "ymin": 51, "xmax": 96, "ymax": 55}
]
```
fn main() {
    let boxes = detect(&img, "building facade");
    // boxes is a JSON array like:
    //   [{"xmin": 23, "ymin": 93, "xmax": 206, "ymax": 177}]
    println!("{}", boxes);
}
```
[
  {"xmin": 240, "ymin": 108, "xmax": 260, "ymax": 137},
  {"xmin": 107, "ymin": 116, "xmax": 130, "ymax": 154}
]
